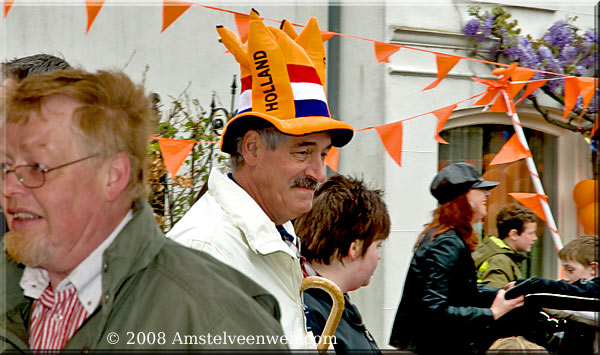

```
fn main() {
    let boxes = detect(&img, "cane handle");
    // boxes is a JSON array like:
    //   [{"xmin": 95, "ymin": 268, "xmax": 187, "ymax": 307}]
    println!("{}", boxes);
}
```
[{"xmin": 301, "ymin": 276, "xmax": 345, "ymax": 352}]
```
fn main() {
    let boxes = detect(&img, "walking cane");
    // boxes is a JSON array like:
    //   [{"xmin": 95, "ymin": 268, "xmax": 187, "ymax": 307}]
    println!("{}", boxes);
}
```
[{"xmin": 300, "ymin": 276, "xmax": 345, "ymax": 352}]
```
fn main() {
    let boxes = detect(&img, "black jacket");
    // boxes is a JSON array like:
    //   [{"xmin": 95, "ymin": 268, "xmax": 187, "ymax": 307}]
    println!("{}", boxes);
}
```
[
  {"xmin": 304, "ymin": 288, "xmax": 380, "ymax": 354},
  {"xmin": 389, "ymin": 229, "xmax": 499, "ymax": 354}
]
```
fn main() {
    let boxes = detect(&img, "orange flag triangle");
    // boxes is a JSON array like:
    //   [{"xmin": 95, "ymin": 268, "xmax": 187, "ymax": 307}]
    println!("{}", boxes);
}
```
[
  {"xmin": 324, "ymin": 146, "xmax": 339, "ymax": 172},
  {"xmin": 161, "ymin": 0, "xmax": 192, "ymax": 33},
  {"xmin": 515, "ymin": 80, "xmax": 547, "ymax": 105},
  {"xmin": 374, "ymin": 121, "xmax": 403, "ymax": 167},
  {"xmin": 85, "ymin": 0, "xmax": 105, "ymax": 34},
  {"xmin": 590, "ymin": 113, "xmax": 599, "ymax": 138},
  {"xmin": 508, "ymin": 192, "xmax": 549, "ymax": 222},
  {"xmin": 577, "ymin": 77, "xmax": 596, "ymax": 118},
  {"xmin": 508, "ymin": 67, "xmax": 536, "ymax": 98},
  {"xmin": 157, "ymin": 138, "xmax": 196, "ymax": 176},
  {"xmin": 320, "ymin": 30, "xmax": 335, "ymax": 42},
  {"xmin": 563, "ymin": 77, "xmax": 581, "ymax": 120},
  {"xmin": 489, "ymin": 134, "xmax": 532, "ymax": 165},
  {"xmin": 3, "ymin": 0, "xmax": 14, "ymax": 18},
  {"xmin": 432, "ymin": 104, "xmax": 457, "ymax": 144},
  {"xmin": 234, "ymin": 13, "xmax": 250, "ymax": 44},
  {"xmin": 422, "ymin": 54, "xmax": 461, "ymax": 91},
  {"xmin": 373, "ymin": 42, "xmax": 401, "ymax": 63}
]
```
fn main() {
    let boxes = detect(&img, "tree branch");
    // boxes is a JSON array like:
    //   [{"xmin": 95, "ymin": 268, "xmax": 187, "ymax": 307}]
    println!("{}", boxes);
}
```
[{"xmin": 529, "ymin": 96, "xmax": 582, "ymax": 132}]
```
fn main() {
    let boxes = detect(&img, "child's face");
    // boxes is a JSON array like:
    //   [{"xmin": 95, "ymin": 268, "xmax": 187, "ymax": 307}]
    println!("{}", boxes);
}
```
[
  {"xmin": 562, "ymin": 259, "xmax": 596, "ymax": 283},
  {"xmin": 511, "ymin": 222, "xmax": 538, "ymax": 252}
]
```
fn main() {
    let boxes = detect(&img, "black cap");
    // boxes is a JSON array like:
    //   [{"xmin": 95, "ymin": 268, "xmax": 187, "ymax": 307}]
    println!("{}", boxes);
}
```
[{"xmin": 430, "ymin": 162, "xmax": 499, "ymax": 205}]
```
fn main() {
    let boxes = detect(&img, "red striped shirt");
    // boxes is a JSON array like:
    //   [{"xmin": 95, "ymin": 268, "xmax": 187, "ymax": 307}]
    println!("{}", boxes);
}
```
[{"xmin": 29, "ymin": 284, "xmax": 88, "ymax": 349}]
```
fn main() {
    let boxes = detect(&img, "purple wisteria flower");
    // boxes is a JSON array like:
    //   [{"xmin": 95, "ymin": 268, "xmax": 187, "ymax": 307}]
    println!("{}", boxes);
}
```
[
  {"xmin": 481, "ymin": 15, "xmax": 494, "ymax": 38},
  {"xmin": 464, "ymin": 18, "xmax": 480, "ymax": 37},
  {"xmin": 544, "ymin": 21, "xmax": 574, "ymax": 48}
]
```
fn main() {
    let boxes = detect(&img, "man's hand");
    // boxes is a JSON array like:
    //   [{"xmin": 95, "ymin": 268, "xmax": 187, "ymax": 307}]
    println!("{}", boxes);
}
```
[{"xmin": 490, "ymin": 289, "xmax": 524, "ymax": 320}]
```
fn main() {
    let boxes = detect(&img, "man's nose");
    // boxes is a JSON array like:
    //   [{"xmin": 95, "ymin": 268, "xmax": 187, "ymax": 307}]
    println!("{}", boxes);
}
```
[
  {"xmin": 2, "ymin": 171, "xmax": 28, "ymax": 197},
  {"xmin": 306, "ymin": 155, "xmax": 327, "ymax": 183}
]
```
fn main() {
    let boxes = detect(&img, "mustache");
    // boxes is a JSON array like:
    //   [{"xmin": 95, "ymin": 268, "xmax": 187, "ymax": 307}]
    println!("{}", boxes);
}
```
[{"xmin": 290, "ymin": 176, "xmax": 320, "ymax": 190}]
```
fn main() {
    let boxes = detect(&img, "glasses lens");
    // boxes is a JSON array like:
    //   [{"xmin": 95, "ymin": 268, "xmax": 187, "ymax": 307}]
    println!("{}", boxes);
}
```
[{"xmin": 15, "ymin": 165, "xmax": 44, "ymax": 188}]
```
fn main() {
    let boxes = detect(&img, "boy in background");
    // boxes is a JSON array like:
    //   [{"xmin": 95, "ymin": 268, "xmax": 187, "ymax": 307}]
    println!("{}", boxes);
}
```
[
  {"xmin": 473, "ymin": 204, "xmax": 538, "ymax": 288},
  {"xmin": 559, "ymin": 235, "xmax": 598, "ymax": 283}
]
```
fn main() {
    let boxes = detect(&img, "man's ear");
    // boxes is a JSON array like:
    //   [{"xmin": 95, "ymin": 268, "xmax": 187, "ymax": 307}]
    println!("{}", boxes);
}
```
[
  {"xmin": 240, "ymin": 130, "xmax": 263, "ymax": 167},
  {"xmin": 349, "ymin": 240, "xmax": 363, "ymax": 261},
  {"xmin": 105, "ymin": 152, "xmax": 131, "ymax": 202},
  {"xmin": 590, "ymin": 261, "xmax": 598, "ymax": 277},
  {"xmin": 507, "ymin": 229, "xmax": 519, "ymax": 239}
]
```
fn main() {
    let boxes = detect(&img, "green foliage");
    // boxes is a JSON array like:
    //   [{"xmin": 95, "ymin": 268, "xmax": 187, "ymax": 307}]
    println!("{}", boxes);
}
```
[{"xmin": 147, "ymin": 90, "xmax": 226, "ymax": 232}]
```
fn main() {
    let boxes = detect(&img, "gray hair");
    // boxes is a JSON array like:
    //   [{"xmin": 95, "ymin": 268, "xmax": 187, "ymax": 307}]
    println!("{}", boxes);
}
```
[
  {"xmin": 228, "ymin": 127, "xmax": 289, "ymax": 171},
  {"xmin": 2, "ymin": 54, "xmax": 71, "ymax": 81}
]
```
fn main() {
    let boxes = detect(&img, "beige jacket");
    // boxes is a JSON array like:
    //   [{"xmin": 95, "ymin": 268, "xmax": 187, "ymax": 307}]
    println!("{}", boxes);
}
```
[{"xmin": 168, "ymin": 168, "xmax": 316, "ymax": 349}]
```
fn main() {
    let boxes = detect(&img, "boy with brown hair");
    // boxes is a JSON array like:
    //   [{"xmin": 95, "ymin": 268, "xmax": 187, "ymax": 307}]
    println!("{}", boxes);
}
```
[
  {"xmin": 559, "ymin": 235, "xmax": 598, "ymax": 283},
  {"xmin": 473, "ymin": 204, "xmax": 538, "ymax": 288}
]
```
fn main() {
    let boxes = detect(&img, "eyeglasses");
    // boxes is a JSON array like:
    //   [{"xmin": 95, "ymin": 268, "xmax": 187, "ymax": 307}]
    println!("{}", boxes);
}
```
[{"xmin": 1, "ymin": 154, "xmax": 99, "ymax": 189}]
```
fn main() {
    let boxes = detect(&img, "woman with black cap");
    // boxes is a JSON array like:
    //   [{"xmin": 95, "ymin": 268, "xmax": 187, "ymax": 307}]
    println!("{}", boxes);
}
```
[{"xmin": 389, "ymin": 162, "xmax": 525, "ymax": 354}]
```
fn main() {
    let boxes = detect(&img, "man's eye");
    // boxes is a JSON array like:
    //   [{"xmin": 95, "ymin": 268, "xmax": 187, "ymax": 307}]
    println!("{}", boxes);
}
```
[
  {"xmin": 0, "ymin": 163, "xmax": 10, "ymax": 173},
  {"xmin": 32, "ymin": 163, "xmax": 46, "ymax": 172}
]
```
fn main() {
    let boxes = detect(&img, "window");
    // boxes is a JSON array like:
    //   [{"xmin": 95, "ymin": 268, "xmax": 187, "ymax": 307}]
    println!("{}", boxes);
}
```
[{"xmin": 439, "ymin": 124, "xmax": 558, "ymax": 279}]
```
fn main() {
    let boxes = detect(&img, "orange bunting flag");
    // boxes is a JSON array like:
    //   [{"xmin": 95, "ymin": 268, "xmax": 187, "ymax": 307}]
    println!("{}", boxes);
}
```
[
  {"xmin": 577, "ymin": 77, "xmax": 596, "ymax": 118},
  {"xmin": 590, "ymin": 113, "xmax": 599, "ymax": 138},
  {"xmin": 161, "ymin": 0, "xmax": 192, "ymax": 33},
  {"xmin": 489, "ymin": 134, "xmax": 532, "ymax": 166},
  {"xmin": 320, "ymin": 30, "xmax": 335, "ymax": 42},
  {"xmin": 374, "ymin": 121, "xmax": 403, "ymax": 167},
  {"xmin": 3, "ymin": 0, "xmax": 14, "ymax": 18},
  {"xmin": 234, "ymin": 13, "xmax": 250, "ymax": 43},
  {"xmin": 374, "ymin": 42, "xmax": 401, "ymax": 63},
  {"xmin": 490, "ymin": 133, "xmax": 532, "ymax": 165},
  {"xmin": 563, "ymin": 77, "xmax": 581, "ymax": 120},
  {"xmin": 85, "ymin": 0, "xmax": 105, "ymax": 34},
  {"xmin": 422, "ymin": 53, "xmax": 461, "ymax": 91},
  {"xmin": 157, "ymin": 138, "xmax": 196, "ymax": 176},
  {"xmin": 508, "ymin": 192, "xmax": 549, "ymax": 222},
  {"xmin": 508, "ymin": 66, "xmax": 536, "ymax": 98},
  {"xmin": 432, "ymin": 104, "xmax": 457, "ymax": 144},
  {"xmin": 324, "ymin": 146, "xmax": 339, "ymax": 172},
  {"xmin": 514, "ymin": 80, "xmax": 547, "ymax": 105}
]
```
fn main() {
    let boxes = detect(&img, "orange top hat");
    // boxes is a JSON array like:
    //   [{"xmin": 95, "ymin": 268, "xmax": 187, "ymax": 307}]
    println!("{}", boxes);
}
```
[{"xmin": 216, "ymin": 9, "xmax": 354, "ymax": 154}]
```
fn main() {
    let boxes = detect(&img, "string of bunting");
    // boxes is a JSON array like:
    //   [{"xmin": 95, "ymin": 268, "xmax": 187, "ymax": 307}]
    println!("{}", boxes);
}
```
[{"xmin": 5, "ymin": 0, "xmax": 596, "ymax": 243}]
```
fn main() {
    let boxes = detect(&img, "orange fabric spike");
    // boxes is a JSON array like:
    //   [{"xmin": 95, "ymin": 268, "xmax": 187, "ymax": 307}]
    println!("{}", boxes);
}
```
[
  {"xmin": 489, "ymin": 134, "xmax": 532, "ymax": 165},
  {"xmin": 563, "ymin": 77, "xmax": 581, "ymax": 120},
  {"xmin": 324, "ymin": 146, "xmax": 339, "ymax": 172},
  {"xmin": 373, "ymin": 42, "xmax": 401, "ymax": 63},
  {"xmin": 3, "ymin": 0, "xmax": 14, "ymax": 18},
  {"xmin": 509, "ymin": 192, "xmax": 549, "ymax": 222},
  {"xmin": 280, "ymin": 19, "xmax": 298, "ymax": 39},
  {"xmin": 374, "ymin": 121, "xmax": 403, "ymax": 167},
  {"xmin": 296, "ymin": 17, "xmax": 327, "ymax": 86},
  {"xmin": 85, "ymin": 0, "xmax": 105, "ymax": 33},
  {"xmin": 432, "ymin": 104, "xmax": 457, "ymax": 144},
  {"xmin": 514, "ymin": 80, "xmax": 547, "ymax": 105},
  {"xmin": 161, "ymin": 0, "xmax": 192, "ymax": 33},
  {"xmin": 157, "ymin": 138, "xmax": 196, "ymax": 176},
  {"xmin": 234, "ymin": 13, "xmax": 250, "ymax": 43},
  {"xmin": 422, "ymin": 54, "xmax": 461, "ymax": 91}
]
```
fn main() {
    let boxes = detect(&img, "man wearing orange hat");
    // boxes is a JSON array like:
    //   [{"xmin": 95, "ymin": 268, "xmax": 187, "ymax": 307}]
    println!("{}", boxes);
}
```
[{"xmin": 168, "ymin": 10, "xmax": 353, "ymax": 348}]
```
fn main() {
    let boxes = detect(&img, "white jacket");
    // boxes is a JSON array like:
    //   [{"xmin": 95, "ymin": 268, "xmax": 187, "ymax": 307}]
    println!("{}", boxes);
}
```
[{"xmin": 168, "ymin": 168, "xmax": 316, "ymax": 349}]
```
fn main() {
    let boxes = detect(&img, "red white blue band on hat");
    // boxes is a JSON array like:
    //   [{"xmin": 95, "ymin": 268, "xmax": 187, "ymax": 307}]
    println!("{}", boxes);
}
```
[{"xmin": 238, "ymin": 64, "xmax": 330, "ymax": 118}]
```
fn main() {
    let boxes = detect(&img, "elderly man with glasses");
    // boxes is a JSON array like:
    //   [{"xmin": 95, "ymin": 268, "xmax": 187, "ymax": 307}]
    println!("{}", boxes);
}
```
[{"xmin": 0, "ymin": 68, "xmax": 286, "ymax": 351}]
